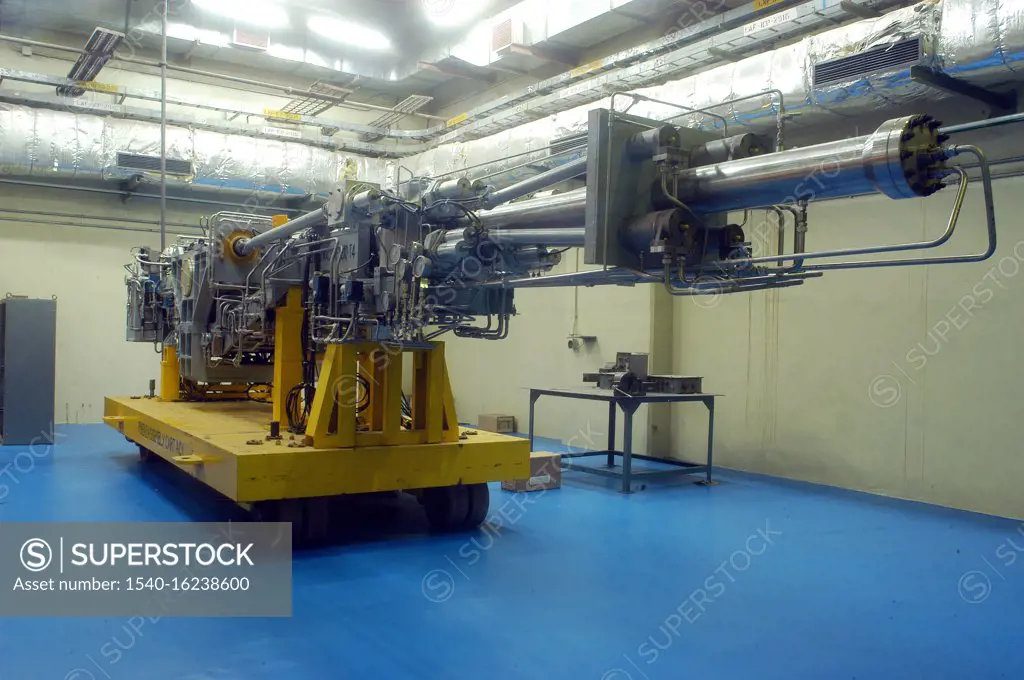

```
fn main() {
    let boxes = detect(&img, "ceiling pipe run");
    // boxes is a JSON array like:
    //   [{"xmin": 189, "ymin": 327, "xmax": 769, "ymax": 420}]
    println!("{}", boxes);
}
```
[{"xmin": 0, "ymin": 34, "xmax": 447, "ymax": 124}]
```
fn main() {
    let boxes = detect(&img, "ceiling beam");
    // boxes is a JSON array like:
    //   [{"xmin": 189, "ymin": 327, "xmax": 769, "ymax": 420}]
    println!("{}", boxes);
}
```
[
  {"xmin": 506, "ymin": 43, "xmax": 581, "ymax": 68},
  {"xmin": 707, "ymin": 47, "xmax": 743, "ymax": 63},
  {"xmin": 417, "ymin": 60, "xmax": 497, "ymax": 83}
]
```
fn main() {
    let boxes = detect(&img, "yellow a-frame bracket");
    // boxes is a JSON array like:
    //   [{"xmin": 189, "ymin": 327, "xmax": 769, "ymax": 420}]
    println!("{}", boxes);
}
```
[
  {"xmin": 304, "ymin": 341, "xmax": 460, "ymax": 450},
  {"xmin": 272, "ymin": 288, "xmax": 304, "ymax": 425}
]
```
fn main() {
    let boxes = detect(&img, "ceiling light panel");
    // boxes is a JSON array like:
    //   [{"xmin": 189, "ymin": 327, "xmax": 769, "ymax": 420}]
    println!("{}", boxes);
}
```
[
  {"xmin": 423, "ymin": 0, "xmax": 492, "ymax": 27},
  {"xmin": 191, "ymin": 0, "xmax": 289, "ymax": 29},
  {"xmin": 306, "ymin": 16, "xmax": 392, "ymax": 51}
]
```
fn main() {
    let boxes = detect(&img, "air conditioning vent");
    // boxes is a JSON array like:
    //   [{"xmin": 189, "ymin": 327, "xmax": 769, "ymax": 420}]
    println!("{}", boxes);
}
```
[
  {"xmin": 233, "ymin": 25, "xmax": 270, "ymax": 50},
  {"xmin": 549, "ymin": 132, "xmax": 587, "ymax": 157},
  {"xmin": 813, "ymin": 36, "xmax": 923, "ymax": 88},
  {"xmin": 492, "ymin": 17, "xmax": 524, "ymax": 56},
  {"xmin": 116, "ymin": 153, "xmax": 193, "ymax": 176}
]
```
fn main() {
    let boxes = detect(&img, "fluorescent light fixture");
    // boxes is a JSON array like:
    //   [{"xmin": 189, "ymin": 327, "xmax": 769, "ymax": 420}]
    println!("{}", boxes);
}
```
[
  {"xmin": 306, "ymin": 16, "xmax": 392, "ymax": 52},
  {"xmin": 423, "ymin": 0, "xmax": 490, "ymax": 27},
  {"xmin": 191, "ymin": 0, "xmax": 289, "ymax": 28}
]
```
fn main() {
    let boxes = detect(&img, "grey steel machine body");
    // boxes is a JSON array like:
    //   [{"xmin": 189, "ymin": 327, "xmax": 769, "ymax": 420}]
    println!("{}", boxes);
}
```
[{"xmin": 121, "ymin": 103, "xmax": 997, "ymax": 387}]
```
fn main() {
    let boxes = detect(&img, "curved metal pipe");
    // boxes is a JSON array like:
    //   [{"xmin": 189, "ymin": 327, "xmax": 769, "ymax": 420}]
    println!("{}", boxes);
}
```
[
  {"xmin": 233, "ymin": 207, "xmax": 327, "ymax": 256},
  {"xmin": 709, "ymin": 167, "xmax": 970, "ymax": 269},
  {"xmin": 798, "ymin": 145, "xmax": 997, "ymax": 271}
]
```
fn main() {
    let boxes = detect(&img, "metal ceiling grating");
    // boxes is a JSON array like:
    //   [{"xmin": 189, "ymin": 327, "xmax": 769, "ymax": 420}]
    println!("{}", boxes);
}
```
[
  {"xmin": 116, "ymin": 153, "xmax": 193, "ymax": 176},
  {"xmin": 361, "ymin": 95, "xmax": 434, "ymax": 141},
  {"xmin": 281, "ymin": 81, "xmax": 355, "ymax": 117},
  {"xmin": 57, "ymin": 27, "xmax": 124, "ymax": 97},
  {"xmin": 813, "ymin": 36, "xmax": 923, "ymax": 88}
]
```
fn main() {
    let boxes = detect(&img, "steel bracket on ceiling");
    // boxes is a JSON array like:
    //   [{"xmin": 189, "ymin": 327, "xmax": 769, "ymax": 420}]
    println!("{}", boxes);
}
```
[
  {"xmin": 839, "ymin": 1, "xmax": 881, "ymax": 18},
  {"xmin": 119, "ymin": 174, "xmax": 144, "ymax": 204},
  {"xmin": 910, "ymin": 66, "xmax": 1017, "ymax": 114}
]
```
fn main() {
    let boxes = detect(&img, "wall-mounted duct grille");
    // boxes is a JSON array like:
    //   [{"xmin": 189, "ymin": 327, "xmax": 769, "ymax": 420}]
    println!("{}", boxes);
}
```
[
  {"xmin": 813, "ymin": 36, "xmax": 923, "ymax": 88},
  {"xmin": 550, "ymin": 132, "xmax": 587, "ymax": 157},
  {"xmin": 232, "ymin": 26, "xmax": 270, "ymax": 51},
  {"xmin": 493, "ymin": 19, "xmax": 514, "ymax": 52},
  {"xmin": 116, "ymin": 153, "xmax": 193, "ymax": 176}
]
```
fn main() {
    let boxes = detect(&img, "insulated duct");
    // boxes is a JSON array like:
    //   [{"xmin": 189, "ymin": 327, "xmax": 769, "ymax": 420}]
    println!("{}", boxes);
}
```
[
  {"xmin": 2, "ymin": 0, "xmax": 1022, "ymax": 199},
  {"xmin": 395, "ymin": 0, "xmax": 1024, "ymax": 186},
  {"xmin": 0, "ymin": 103, "xmax": 386, "ymax": 198}
]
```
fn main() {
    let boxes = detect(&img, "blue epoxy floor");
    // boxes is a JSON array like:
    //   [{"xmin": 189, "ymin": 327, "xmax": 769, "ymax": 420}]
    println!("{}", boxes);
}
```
[{"xmin": 1, "ymin": 424, "xmax": 1022, "ymax": 679}]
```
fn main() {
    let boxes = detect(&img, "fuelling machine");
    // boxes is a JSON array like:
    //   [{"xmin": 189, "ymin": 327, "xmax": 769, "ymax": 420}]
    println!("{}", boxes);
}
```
[{"xmin": 105, "ymin": 101, "xmax": 997, "ymax": 541}]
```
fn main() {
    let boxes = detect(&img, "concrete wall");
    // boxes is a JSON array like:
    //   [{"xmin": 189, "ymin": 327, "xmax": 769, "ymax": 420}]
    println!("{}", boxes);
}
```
[
  {"xmin": 445, "ymin": 249, "xmax": 657, "ymax": 453},
  {"xmin": 0, "ymin": 185, "xmax": 203, "ymax": 424},
  {"xmin": 670, "ymin": 175, "xmax": 1024, "ymax": 519}
]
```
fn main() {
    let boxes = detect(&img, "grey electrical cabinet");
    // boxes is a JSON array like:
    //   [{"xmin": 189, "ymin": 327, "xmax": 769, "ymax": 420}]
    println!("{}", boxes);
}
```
[{"xmin": 0, "ymin": 297, "xmax": 57, "ymax": 446}]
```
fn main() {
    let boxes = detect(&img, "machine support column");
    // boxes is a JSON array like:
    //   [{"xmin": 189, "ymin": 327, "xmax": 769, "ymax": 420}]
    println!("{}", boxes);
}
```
[
  {"xmin": 704, "ymin": 397, "xmax": 716, "ymax": 485},
  {"xmin": 607, "ymin": 400, "xmax": 617, "ymax": 468},
  {"xmin": 159, "ymin": 345, "xmax": 179, "ymax": 402},
  {"xmin": 272, "ymin": 288, "xmax": 304, "ymax": 426},
  {"xmin": 620, "ymin": 400, "xmax": 640, "ymax": 494}
]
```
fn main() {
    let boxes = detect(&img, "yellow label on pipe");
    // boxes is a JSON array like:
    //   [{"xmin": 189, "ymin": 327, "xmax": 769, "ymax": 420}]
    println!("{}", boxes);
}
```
[
  {"xmin": 77, "ymin": 81, "xmax": 119, "ymax": 93},
  {"xmin": 263, "ymin": 108, "xmax": 302, "ymax": 121},
  {"xmin": 446, "ymin": 112, "xmax": 469, "ymax": 127},
  {"xmin": 754, "ymin": 0, "xmax": 785, "ymax": 10},
  {"xmin": 569, "ymin": 59, "xmax": 606, "ymax": 78}
]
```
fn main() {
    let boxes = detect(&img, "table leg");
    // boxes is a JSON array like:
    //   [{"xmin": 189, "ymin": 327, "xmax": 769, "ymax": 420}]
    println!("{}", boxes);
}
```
[
  {"xmin": 621, "ymin": 401, "xmax": 640, "ymax": 494},
  {"xmin": 607, "ymin": 400, "xmax": 616, "ymax": 468},
  {"xmin": 529, "ymin": 391, "xmax": 539, "ymax": 452},
  {"xmin": 705, "ymin": 397, "xmax": 715, "ymax": 483}
]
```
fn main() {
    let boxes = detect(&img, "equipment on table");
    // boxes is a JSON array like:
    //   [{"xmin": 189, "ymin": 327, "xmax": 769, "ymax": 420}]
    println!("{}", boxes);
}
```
[{"xmin": 583, "ymin": 352, "xmax": 702, "ymax": 396}]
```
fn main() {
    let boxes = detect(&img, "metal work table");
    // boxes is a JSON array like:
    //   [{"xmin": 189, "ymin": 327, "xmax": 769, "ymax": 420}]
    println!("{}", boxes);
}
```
[{"xmin": 528, "ymin": 387, "xmax": 717, "ymax": 494}]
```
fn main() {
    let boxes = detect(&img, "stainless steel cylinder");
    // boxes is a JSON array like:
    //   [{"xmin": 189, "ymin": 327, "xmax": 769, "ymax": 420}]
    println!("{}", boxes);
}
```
[
  {"xmin": 482, "ymin": 158, "xmax": 588, "ymax": 209},
  {"xmin": 351, "ymin": 188, "xmax": 384, "ymax": 214},
  {"xmin": 473, "ymin": 187, "xmax": 587, "ymax": 230},
  {"xmin": 425, "ymin": 177, "xmax": 473, "ymax": 204},
  {"xmin": 678, "ymin": 115, "xmax": 948, "ymax": 212},
  {"xmin": 487, "ymin": 227, "xmax": 585, "ymax": 246},
  {"xmin": 689, "ymin": 133, "xmax": 764, "ymax": 167}
]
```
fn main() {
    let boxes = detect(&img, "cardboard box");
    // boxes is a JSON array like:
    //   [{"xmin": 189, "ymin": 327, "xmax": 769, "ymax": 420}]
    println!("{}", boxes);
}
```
[
  {"xmin": 502, "ymin": 451, "xmax": 562, "ymax": 492},
  {"xmin": 479, "ymin": 413, "xmax": 516, "ymax": 434}
]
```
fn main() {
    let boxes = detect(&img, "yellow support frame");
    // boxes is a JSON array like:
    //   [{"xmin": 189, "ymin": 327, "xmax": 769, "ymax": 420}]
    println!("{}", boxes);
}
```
[
  {"xmin": 106, "ymin": 293, "xmax": 529, "ymax": 504},
  {"xmin": 272, "ymin": 288, "xmax": 304, "ymax": 425},
  {"xmin": 304, "ymin": 341, "xmax": 459, "ymax": 450},
  {"xmin": 103, "ymin": 396, "xmax": 529, "ymax": 502},
  {"xmin": 160, "ymin": 346, "xmax": 180, "ymax": 402}
]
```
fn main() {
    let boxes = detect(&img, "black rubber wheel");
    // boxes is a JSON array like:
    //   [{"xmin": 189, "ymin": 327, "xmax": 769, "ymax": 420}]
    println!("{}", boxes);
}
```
[
  {"xmin": 138, "ymin": 445, "xmax": 156, "ymax": 463},
  {"xmin": 303, "ymin": 497, "xmax": 331, "ymax": 544},
  {"xmin": 252, "ymin": 499, "xmax": 329, "ymax": 546},
  {"xmin": 462, "ymin": 483, "xmax": 490, "ymax": 530},
  {"xmin": 249, "ymin": 500, "xmax": 280, "ymax": 523},
  {"xmin": 423, "ymin": 485, "xmax": 470, "ymax": 532}
]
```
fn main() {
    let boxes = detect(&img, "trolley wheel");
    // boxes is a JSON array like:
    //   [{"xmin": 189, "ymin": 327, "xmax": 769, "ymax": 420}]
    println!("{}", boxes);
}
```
[
  {"xmin": 423, "ymin": 485, "xmax": 470, "ymax": 532},
  {"xmin": 249, "ymin": 500, "xmax": 280, "ymax": 523},
  {"xmin": 138, "ymin": 445, "xmax": 157, "ymax": 463},
  {"xmin": 462, "ymin": 483, "xmax": 490, "ymax": 530},
  {"xmin": 249, "ymin": 498, "xmax": 329, "ymax": 546}
]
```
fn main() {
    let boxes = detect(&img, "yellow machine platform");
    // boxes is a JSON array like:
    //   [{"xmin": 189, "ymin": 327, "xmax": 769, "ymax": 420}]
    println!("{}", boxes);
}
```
[{"xmin": 104, "ymin": 396, "xmax": 530, "ymax": 504}]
